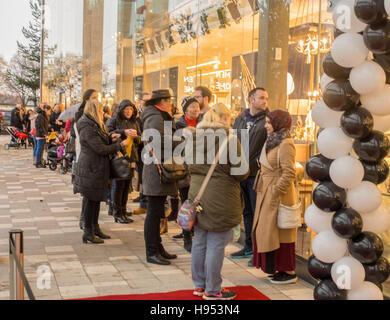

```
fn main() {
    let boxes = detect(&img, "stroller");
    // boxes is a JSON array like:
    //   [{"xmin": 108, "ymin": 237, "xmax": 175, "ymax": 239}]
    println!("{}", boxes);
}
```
[
  {"xmin": 4, "ymin": 126, "xmax": 28, "ymax": 150},
  {"xmin": 45, "ymin": 131, "xmax": 73, "ymax": 174}
]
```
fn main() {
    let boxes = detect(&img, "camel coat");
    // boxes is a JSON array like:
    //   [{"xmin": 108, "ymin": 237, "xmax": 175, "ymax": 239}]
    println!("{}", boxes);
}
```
[{"xmin": 252, "ymin": 138, "xmax": 298, "ymax": 253}]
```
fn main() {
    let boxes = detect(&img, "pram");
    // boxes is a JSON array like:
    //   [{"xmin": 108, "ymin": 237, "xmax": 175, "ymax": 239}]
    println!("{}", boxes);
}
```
[
  {"xmin": 4, "ymin": 126, "xmax": 28, "ymax": 150},
  {"xmin": 45, "ymin": 131, "xmax": 73, "ymax": 174}
]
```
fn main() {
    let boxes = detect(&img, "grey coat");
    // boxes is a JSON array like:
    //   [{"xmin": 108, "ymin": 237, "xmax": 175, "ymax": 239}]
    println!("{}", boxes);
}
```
[{"xmin": 140, "ymin": 104, "xmax": 178, "ymax": 197}]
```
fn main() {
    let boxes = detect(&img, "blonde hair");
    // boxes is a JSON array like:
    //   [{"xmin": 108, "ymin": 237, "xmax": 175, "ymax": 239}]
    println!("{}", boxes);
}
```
[
  {"xmin": 84, "ymin": 99, "xmax": 104, "ymax": 129},
  {"xmin": 198, "ymin": 103, "xmax": 231, "ymax": 128}
]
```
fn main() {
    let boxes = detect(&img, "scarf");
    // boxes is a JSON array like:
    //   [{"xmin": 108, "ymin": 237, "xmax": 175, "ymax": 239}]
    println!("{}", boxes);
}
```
[
  {"xmin": 265, "ymin": 128, "xmax": 291, "ymax": 154},
  {"xmin": 185, "ymin": 116, "xmax": 197, "ymax": 128}
]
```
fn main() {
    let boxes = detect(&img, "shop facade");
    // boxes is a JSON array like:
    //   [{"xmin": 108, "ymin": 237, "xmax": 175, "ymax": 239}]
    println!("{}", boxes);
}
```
[{"xmin": 42, "ymin": 0, "xmax": 390, "ymax": 296}]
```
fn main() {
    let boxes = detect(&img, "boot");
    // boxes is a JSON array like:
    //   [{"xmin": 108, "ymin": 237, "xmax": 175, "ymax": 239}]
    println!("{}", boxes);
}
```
[
  {"xmin": 93, "ymin": 224, "xmax": 111, "ymax": 239},
  {"xmin": 113, "ymin": 204, "xmax": 132, "ymax": 224},
  {"xmin": 159, "ymin": 244, "xmax": 177, "ymax": 260},
  {"xmin": 160, "ymin": 218, "xmax": 168, "ymax": 234},
  {"xmin": 82, "ymin": 227, "xmax": 104, "ymax": 244},
  {"xmin": 183, "ymin": 231, "xmax": 192, "ymax": 253},
  {"xmin": 108, "ymin": 200, "xmax": 113, "ymax": 216},
  {"xmin": 167, "ymin": 197, "xmax": 179, "ymax": 222},
  {"xmin": 93, "ymin": 209, "xmax": 111, "ymax": 239}
]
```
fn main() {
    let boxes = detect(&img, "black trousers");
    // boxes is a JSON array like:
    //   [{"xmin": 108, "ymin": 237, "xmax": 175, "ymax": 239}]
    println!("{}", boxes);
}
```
[
  {"xmin": 83, "ymin": 197, "xmax": 101, "ymax": 229},
  {"xmin": 145, "ymin": 196, "xmax": 166, "ymax": 256},
  {"xmin": 113, "ymin": 179, "xmax": 131, "ymax": 211}
]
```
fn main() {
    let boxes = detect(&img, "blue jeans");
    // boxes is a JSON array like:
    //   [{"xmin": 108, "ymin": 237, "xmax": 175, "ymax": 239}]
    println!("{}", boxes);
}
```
[
  {"xmin": 191, "ymin": 225, "xmax": 233, "ymax": 295},
  {"xmin": 32, "ymin": 136, "xmax": 37, "ymax": 160},
  {"xmin": 240, "ymin": 176, "xmax": 257, "ymax": 251},
  {"xmin": 35, "ymin": 139, "xmax": 46, "ymax": 165}
]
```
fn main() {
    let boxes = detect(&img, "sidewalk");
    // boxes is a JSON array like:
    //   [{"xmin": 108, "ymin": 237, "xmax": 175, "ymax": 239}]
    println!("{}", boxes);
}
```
[{"xmin": 0, "ymin": 135, "xmax": 314, "ymax": 300}]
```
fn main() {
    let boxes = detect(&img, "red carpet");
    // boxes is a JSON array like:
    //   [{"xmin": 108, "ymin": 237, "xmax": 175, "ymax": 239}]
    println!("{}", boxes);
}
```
[{"xmin": 78, "ymin": 286, "xmax": 270, "ymax": 300}]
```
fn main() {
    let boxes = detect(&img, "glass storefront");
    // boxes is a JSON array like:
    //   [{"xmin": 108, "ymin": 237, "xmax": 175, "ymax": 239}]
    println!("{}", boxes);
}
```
[{"xmin": 42, "ymin": 0, "xmax": 390, "ymax": 296}]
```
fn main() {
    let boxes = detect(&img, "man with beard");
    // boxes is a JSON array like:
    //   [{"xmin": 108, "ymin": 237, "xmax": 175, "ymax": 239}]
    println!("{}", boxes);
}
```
[{"xmin": 230, "ymin": 88, "xmax": 269, "ymax": 264}]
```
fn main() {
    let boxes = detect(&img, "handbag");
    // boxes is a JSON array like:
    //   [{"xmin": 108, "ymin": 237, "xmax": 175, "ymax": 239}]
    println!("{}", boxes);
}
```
[
  {"xmin": 177, "ymin": 135, "xmax": 232, "ymax": 231},
  {"xmin": 110, "ymin": 150, "xmax": 132, "ymax": 180},
  {"xmin": 275, "ymin": 148, "xmax": 302, "ymax": 229},
  {"xmin": 146, "ymin": 143, "xmax": 189, "ymax": 184}
]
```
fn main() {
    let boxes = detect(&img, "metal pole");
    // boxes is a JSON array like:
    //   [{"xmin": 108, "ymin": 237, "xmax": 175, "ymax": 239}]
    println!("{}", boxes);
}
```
[
  {"xmin": 9, "ymin": 230, "xmax": 24, "ymax": 300},
  {"xmin": 316, "ymin": 0, "xmax": 322, "ymax": 91},
  {"xmin": 40, "ymin": 0, "xmax": 45, "ymax": 104}
]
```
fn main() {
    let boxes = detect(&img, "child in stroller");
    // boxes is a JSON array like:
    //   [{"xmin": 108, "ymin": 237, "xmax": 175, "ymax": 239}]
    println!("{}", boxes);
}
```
[
  {"xmin": 46, "ymin": 129, "xmax": 72, "ymax": 173},
  {"xmin": 4, "ymin": 126, "xmax": 28, "ymax": 150}
]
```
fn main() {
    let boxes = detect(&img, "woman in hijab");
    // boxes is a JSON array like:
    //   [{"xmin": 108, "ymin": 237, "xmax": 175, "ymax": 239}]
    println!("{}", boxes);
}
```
[{"xmin": 251, "ymin": 110, "xmax": 298, "ymax": 284}]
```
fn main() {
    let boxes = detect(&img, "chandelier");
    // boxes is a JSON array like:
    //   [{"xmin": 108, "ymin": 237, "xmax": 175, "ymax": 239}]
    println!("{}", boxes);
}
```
[{"xmin": 296, "ymin": 34, "xmax": 331, "ymax": 64}]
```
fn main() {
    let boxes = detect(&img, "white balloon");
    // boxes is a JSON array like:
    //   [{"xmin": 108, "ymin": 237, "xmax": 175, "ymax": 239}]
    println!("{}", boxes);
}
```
[
  {"xmin": 304, "ymin": 204, "xmax": 334, "ymax": 233},
  {"xmin": 347, "ymin": 181, "xmax": 382, "ymax": 214},
  {"xmin": 312, "ymin": 100, "xmax": 343, "ymax": 128},
  {"xmin": 332, "ymin": 0, "xmax": 367, "ymax": 33},
  {"xmin": 317, "ymin": 127, "xmax": 354, "ymax": 160},
  {"xmin": 385, "ymin": 0, "xmax": 390, "ymax": 16},
  {"xmin": 361, "ymin": 205, "xmax": 390, "ymax": 234},
  {"xmin": 373, "ymin": 113, "xmax": 390, "ymax": 132},
  {"xmin": 312, "ymin": 230, "xmax": 348, "ymax": 264},
  {"xmin": 347, "ymin": 281, "xmax": 384, "ymax": 300},
  {"xmin": 350, "ymin": 61, "xmax": 386, "ymax": 95},
  {"xmin": 329, "ymin": 156, "xmax": 364, "ymax": 189},
  {"xmin": 320, "ymin": 74, "xmax": 334, "ymax": 92},
  {"xmin": 361, "ymin": 84, "xmax": 390, "ymax": 116},
  {"xmin": 331, "ymin": 33, "xmax": 369, "ymax": 68},
  {"xmin": 331, "ymin": 256, "xmax": 365, "ymax": 290}
]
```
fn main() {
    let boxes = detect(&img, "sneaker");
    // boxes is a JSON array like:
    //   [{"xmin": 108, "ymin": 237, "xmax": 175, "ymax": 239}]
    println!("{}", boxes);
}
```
[
  {"xmin": 247, "ymin": 259, "xmax": 253, "ymax": 267},
  {"xmin": 193, "ymin": 288, "xmax": 205, "ymax": 297},
  {"xmin": 133, "ymin": 208, "xmax": 147, "ymax": 215},
  {"xmin": 230, "ymin": 248, "xmax": 253, "ymax": 259},
  {"xmin": 269, "ymin": 272, "xmax": 297, "ymax": 284},
  {"xmin": 203, "ymin": 288, "xmax": 236, "ymax": 300}
]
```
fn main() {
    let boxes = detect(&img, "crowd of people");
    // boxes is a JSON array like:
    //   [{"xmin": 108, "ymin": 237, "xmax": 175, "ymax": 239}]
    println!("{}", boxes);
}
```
[{"xmin": 10, "ymin": 85, "xmax": 300, "ymax": 300}]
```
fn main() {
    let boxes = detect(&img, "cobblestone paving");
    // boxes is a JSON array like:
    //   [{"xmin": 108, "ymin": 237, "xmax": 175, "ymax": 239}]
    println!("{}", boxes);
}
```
[{"xmin": 0, "ymin": 135, "xmax": 314, "ymax": 300}]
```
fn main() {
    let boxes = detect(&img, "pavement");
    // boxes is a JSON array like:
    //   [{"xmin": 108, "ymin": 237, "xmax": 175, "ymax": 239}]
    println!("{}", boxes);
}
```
[{"xmin": 0, "ymin": 135, "xmax": 314, "ymax": 300}]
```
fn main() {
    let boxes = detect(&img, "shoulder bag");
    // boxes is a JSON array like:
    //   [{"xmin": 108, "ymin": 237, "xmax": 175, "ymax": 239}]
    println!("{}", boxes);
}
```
[
  {"xmin": 177, "ymin": 135, "xmax": 232, "ymax": 231},
  {"xmin": 275, "ymin": 148, "xmax": 302, "ymax": 229},
  {"xmin": 146, "ymin": 142, "xmax": 189, "ymax": 184}
]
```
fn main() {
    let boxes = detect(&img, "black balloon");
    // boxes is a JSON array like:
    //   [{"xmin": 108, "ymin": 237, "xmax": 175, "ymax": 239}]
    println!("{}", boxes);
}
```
[
  {"xmin": 364, "ymin": 21, "xmax": 390, "ymax": 54},
  {"xmin": 364, "ymin": 257, "xmax": 390, "ymax": 284},
  {"xmin": 313, "ymin": 279, "xmax": 347, "ymax": 300},
  {"xmin": 322, "ymin": 52, "xmax": 351, "ymax": 80},
  {"xmin": 341, "ymin": 107, "xmax": 374, "ymax": 139},
  {"xmin": 332, "ymin": 208, "xmax": 363, "ymax": 239},
  {"xmin": 362, "ymin": 159, "xmax": 390, "ymax": 184},
  {"xmin": 355, "ymin": 0, "xmax": 388, "ymax": 27},
  {"xmin": 323, "ymin": 80, "xmax": 359, "ymax": 112},
  {"xmin": 313, "ymin": 182, "xmax": 347, "ymax": 212},
  {"xmin": 353, "ymin": 130, "xmax": 390, "ymax": 162},
  {"xmin": 348, "ymin": 231, "xmax": 384, "ymax": 264},
  {"xmin": 308, "ymin": 255, "xmax": 333, "ymax": 280},
  {"xmin": 305, "ymin": 154, "xmax": 333, "ymax": 182},
  {"xmin": 334, "ymin": 28, "xmax": 344, "ymax": 39}
]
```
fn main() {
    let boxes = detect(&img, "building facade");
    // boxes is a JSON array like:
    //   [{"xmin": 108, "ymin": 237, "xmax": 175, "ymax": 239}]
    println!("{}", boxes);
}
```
[{"xmin": 42, "ymin": 0, "xmax": 390, "ymax": 296}]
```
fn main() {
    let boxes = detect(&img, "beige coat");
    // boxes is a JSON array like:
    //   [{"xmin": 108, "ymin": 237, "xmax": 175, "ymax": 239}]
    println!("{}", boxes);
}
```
[{"xmin": 252, "ymin": 138, "xmax": 297, "ymax": 253}]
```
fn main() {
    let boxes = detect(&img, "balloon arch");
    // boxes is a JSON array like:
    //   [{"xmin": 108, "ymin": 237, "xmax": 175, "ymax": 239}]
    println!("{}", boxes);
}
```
[{"xmin": 306, "ymin": 0, "xmax": 390, "ymax": 300}]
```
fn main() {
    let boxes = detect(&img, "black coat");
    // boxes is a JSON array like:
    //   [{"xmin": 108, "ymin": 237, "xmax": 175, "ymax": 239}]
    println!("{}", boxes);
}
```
[
  {"xmin": 141, "ymin": 104, "xmax": 178, "ymax": 197},
  {"xmin": 233, "ymin": 109, "xmax": 268, "ymax": 177},
  {"xmin": 106, "ymin": 102, "xmax": 141, "ymax": 163},
  {"xmin": 10, "ymin": 108, "xmax": 23, "ymax": 130},
  {"xmin": 35, "ymin": 109, "xmax": 49, "ymax": 138},
  {"xmin": 50, "ymin": 111, "xmax": 62, "ymax": 132},
  {"xmin": 74, "ymin": 114, "xmax": 122, "ymax": 202}
]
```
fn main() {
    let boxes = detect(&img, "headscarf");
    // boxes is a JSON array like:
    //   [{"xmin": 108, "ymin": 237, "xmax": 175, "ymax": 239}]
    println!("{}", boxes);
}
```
[{"xmin": 265, "ymin": 110, "xmax": 292, "ymax": 153}]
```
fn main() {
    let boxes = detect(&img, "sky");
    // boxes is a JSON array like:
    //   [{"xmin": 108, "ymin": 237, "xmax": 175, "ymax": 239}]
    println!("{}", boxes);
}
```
[{"xmin": 0, "ymin": 0, "xmax": 33, "ymax": 62}]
